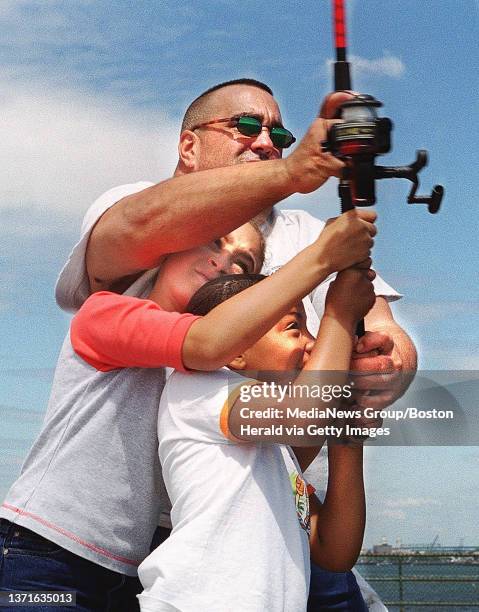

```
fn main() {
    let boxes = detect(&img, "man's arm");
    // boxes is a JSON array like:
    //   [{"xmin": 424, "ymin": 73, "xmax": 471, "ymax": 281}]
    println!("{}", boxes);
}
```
[{"xmin": 86, "ymin": 118, "xmax": 344, "ymax": 291}]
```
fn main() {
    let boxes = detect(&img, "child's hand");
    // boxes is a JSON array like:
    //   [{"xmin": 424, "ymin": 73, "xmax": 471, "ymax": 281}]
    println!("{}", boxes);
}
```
[
  {"xmin": 325, "ymin": 266, "xmax": 376, "ymax": 324},
  {"xmin": 314, "ymin": 210, "xmax": 377, "ymax": 274}
]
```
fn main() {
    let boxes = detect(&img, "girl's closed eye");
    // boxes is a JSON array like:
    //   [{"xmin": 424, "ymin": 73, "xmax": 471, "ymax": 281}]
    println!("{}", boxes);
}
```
[
  {"xmin": 234, "ymin": 259, "xmax": 252, "ymax": 274},
  {"xmin": 285, "ymin": 320, "xmax": 300, "ymax": 332}
]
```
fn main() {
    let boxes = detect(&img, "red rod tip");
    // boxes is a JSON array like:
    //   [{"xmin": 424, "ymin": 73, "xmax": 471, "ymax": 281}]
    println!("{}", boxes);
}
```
[{"xmin": 334, "ymin": 0, "xmax": 347, "ymax": 49}]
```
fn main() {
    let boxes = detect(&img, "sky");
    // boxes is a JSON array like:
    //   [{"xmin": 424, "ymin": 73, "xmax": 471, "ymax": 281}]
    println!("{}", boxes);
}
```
[{"xmin": 0, "ymin": 0, "xmax": 478, "ymax": 549}]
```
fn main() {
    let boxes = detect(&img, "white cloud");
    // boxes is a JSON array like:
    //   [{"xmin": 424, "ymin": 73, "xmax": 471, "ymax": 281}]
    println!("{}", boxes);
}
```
[
  {"xmin": 375, "ymin": 497, "xmax": 441, "ymax": 521},
  {"xmin": 395, "ymin": 301, "xmax": 478, "ymax": 324},
  {"xmin": 385, "ymin": 497, "xmax": 441, "ymax": 509},
  {"xmin": 0, "ymin": 75, "xmax": 179, "ymax": 217},
  {"xmin": 378, "ymin": 509, "xmax": 406, "ymax": 520},
  {"xmin": 350, "ymin": 53, "xmax": 405, "ymax": 78},
  {"xmin": 0, "ymin": 2, "xmax": 17, "ymax": 16},
  {"xmin": 0, "ymin": 0, "xmax": 34, "ymax": 17},
  {"xmin": 0, "ymin": 1, "xmax": 195, "ymax": 95},
  {"xmin": 425, "ymin": 350, "xmax": 479, "ymax": 371},
  {"xmin": 325, "ymin": 52, "xmax": 405, "ymax": 80}
]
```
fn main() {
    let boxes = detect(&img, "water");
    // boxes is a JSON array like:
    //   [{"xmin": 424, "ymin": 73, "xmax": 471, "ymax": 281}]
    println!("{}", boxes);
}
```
[{"xmin": 357, "ymin": 559, "xmax": 479, "ymax": 611}]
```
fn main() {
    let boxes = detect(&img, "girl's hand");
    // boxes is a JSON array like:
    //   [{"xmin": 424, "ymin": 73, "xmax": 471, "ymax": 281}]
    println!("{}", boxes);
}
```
[
  {"xmin": 325, "ymin": 266, "xmax": 376, "ymax": 324},
  {"xmin": 313, "ymin": 210, "xmax": 377, "ymax": 275}
]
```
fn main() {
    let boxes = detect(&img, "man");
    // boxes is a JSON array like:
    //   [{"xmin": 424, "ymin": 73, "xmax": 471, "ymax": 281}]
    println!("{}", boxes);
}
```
[
  {"xmin": 1, "ymin": 79, "xmax": 414, "ymax": 610},
  {"xmin": 60, "ymin": 79, "xmax": 414, "ymax": 385}
]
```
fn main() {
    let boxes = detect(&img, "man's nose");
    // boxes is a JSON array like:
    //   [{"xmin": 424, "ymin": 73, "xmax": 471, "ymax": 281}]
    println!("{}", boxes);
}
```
[{"xmin": 249, "ymin": 128, "xmax": 279, "ymax": 160}]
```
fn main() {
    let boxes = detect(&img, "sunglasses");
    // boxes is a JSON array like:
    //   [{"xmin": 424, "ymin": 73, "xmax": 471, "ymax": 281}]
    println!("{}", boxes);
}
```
[{"xmin": 192, "ymin": 115, "xmax": 296, "ymax": 149}]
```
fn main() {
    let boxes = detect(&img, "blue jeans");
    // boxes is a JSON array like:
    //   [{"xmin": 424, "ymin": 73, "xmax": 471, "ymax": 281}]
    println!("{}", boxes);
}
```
[
  {"xmin": 308, "ymin": 561, "xmax": 368, "ymax": 611},
  {"xmin": 0, "ymin": 520, "xmax": 367, "ymax": 612},
  {"xmin": 0, "ymin": 519, "xmax": 142, "ymax": 611}
]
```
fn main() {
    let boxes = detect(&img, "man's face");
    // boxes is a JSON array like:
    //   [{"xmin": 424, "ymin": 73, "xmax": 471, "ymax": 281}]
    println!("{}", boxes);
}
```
[
  {"xmin": 193, "ymin": 85, "xmax": 285, "ymax": 170},
  {"xmin": 241, "ymin": 305, "xmax": 314, "ymax": 373},
  {"xmin": 152, "ymin": 222, "xmax": 262, "ymax": 312}
]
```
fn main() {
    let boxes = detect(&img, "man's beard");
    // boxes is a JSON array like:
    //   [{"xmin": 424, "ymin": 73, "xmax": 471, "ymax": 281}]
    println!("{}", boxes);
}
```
[{"xmin": 235, "ymin": 152, "xmax": 266, "ymax": 163}]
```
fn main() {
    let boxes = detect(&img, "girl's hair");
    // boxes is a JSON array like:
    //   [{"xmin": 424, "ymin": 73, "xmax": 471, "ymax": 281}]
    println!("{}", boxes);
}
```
[{"xmin": 186, "ymin": 273, "xmax": 266, "ymax": 316}]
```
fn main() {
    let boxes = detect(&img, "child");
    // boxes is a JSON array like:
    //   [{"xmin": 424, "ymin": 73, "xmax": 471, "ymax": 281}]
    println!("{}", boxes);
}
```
[
  {"xmin": 136, "ymin": 269, "xmax": 375, "ymax": 612},
  {"xmin": 1, "ymin": 212, "xmax": 375, "ymax": 609},
  {"xmin": 72, "ymin": 209, "xmax": 375, "ymax": 374}
]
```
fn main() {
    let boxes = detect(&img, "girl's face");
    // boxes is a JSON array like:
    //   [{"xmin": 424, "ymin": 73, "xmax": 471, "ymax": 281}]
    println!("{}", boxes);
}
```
[
  {"xmin": 150, "ymin": 223, "xmax": 263, "ymax": 312},
  {"xmin": 240, "ymin": 304, "xmax": 315, "ymax": 373}
]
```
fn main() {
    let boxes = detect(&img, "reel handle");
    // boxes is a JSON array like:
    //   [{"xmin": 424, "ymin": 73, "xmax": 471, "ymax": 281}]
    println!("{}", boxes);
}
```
[{"xmin": 375, "ymin": 150, "xmax": 444, "ymax": 214}]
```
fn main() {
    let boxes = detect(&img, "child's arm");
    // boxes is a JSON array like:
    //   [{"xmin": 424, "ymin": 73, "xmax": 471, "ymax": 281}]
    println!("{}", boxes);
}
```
[
  {"xmin": 227, "ymin": 267, "xmax": 376, "ymax": 448},
  {"xmin": 308, "ymin": 441, "xmax": 365, "ymax": 572},
  {"xmin": 71, "ymin": 210, "xmax": 376, "ymax": 372},
  {"xmin": 70, "ymin": 293, "xmax": 201, "ymax": 372},
  {"xmin": 181, "ymin": 214, "xmax": 373, "ymax": 371}
]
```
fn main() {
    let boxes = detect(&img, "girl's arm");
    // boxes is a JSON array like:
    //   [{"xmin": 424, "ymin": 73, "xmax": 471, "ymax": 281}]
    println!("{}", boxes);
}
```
[
  {"xmin": 227, "ymin": 267, "xmax": 376, "ymax": 449},
  {"xmin": 308, "ymin": 442, "xmax": 365, "ymax": 572},
  {"xmin": 71, "ymin": 210, "xmax": 375, "ymax": 371}
]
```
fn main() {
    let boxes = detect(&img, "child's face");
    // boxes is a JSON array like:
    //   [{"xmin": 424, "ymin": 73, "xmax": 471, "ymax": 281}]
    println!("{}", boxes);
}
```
[
  {"xmin": 151, "ymin": 223, "xmax": 263, "ymax": 312},
  {"xmin": 241, "ymin": 304, "xmax": 314, "ymax": 372}
]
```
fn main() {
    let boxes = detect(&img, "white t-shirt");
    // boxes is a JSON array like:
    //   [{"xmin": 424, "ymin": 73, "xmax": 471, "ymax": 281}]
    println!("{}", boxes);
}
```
[
  {"xmin": 55, "ymin": 181, "xmax": 156, "ymax": 312},
  {"xmin": 138, "ymin": 369, "xmax": 311, "ymax": 612}
]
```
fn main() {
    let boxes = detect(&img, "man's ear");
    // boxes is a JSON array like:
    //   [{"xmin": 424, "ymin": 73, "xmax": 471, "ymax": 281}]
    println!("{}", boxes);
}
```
[
  {"xmin": 228, "ymin": 355, "xmax": 247, "ymax": 371},
  {"xmin": 178, "ymin": 130, "xmax": 200, "ymax": 171}
]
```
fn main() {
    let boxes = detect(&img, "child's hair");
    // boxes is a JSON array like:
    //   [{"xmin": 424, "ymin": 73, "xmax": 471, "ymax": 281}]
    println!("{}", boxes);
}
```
[{"xmin": 186, "ymin": 273, "xmax": 266, "ymax": 316}]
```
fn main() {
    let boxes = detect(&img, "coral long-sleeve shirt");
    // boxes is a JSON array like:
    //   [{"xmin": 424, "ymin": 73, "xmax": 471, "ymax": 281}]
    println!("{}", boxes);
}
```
[{"xmin": 70, "ymin": 291, "xmax": 200, "ymax": 373}]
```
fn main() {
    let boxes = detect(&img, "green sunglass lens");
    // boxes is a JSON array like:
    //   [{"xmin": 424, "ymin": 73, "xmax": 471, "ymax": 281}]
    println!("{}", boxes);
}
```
[
  {"xmin": 236, "ymin": 116, "xmax": 295, "ymax": 148},
  {"xmin": 270, "ymin": 127, "xmax": 295, "ymax": 148},
  {"xmin": 236, "ymin": 116, "xmax": 262, "ymax": 136}
]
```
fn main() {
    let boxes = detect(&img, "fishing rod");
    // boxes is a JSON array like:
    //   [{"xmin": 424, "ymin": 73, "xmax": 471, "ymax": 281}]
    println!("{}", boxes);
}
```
[{"xmin": 324, "ymin": 0, "xmax": 444, "ymax": 336}]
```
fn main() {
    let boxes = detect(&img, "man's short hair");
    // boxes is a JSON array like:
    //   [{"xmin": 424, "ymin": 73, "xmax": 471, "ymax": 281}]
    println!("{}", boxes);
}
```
[
  {"xmin": 181, "ymin": 79, "xmax": 274, "ymax": 133},
  {"xmin": 186, "ymin": 273, "xmax": 266, "ymax": 316}
]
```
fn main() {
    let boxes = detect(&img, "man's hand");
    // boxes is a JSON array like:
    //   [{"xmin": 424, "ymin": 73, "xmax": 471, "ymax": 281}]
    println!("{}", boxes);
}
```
[
  {"xmin": 350, "ymin": 331, "xmax": 405, "ymax": 412},
  {"xmin": 284, "ymin": 118, "xmax": 345, "ymax": 194},
  {"xmin": 319, "ymin": 91, "xmax": 359, "ymax": 119},
  {"xmin": 283, "ymin": 90, "xmax": 364, "ymax": 200}
]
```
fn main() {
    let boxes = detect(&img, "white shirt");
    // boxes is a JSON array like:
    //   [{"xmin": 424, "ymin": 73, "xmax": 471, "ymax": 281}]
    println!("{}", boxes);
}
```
[
  {"xmin": 260, "ymin": 207, "xmax": 400, "ymax": 336},
  {"xmin": 138, "ymin": 369, "xmax": 311, "ymax": 612}
]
